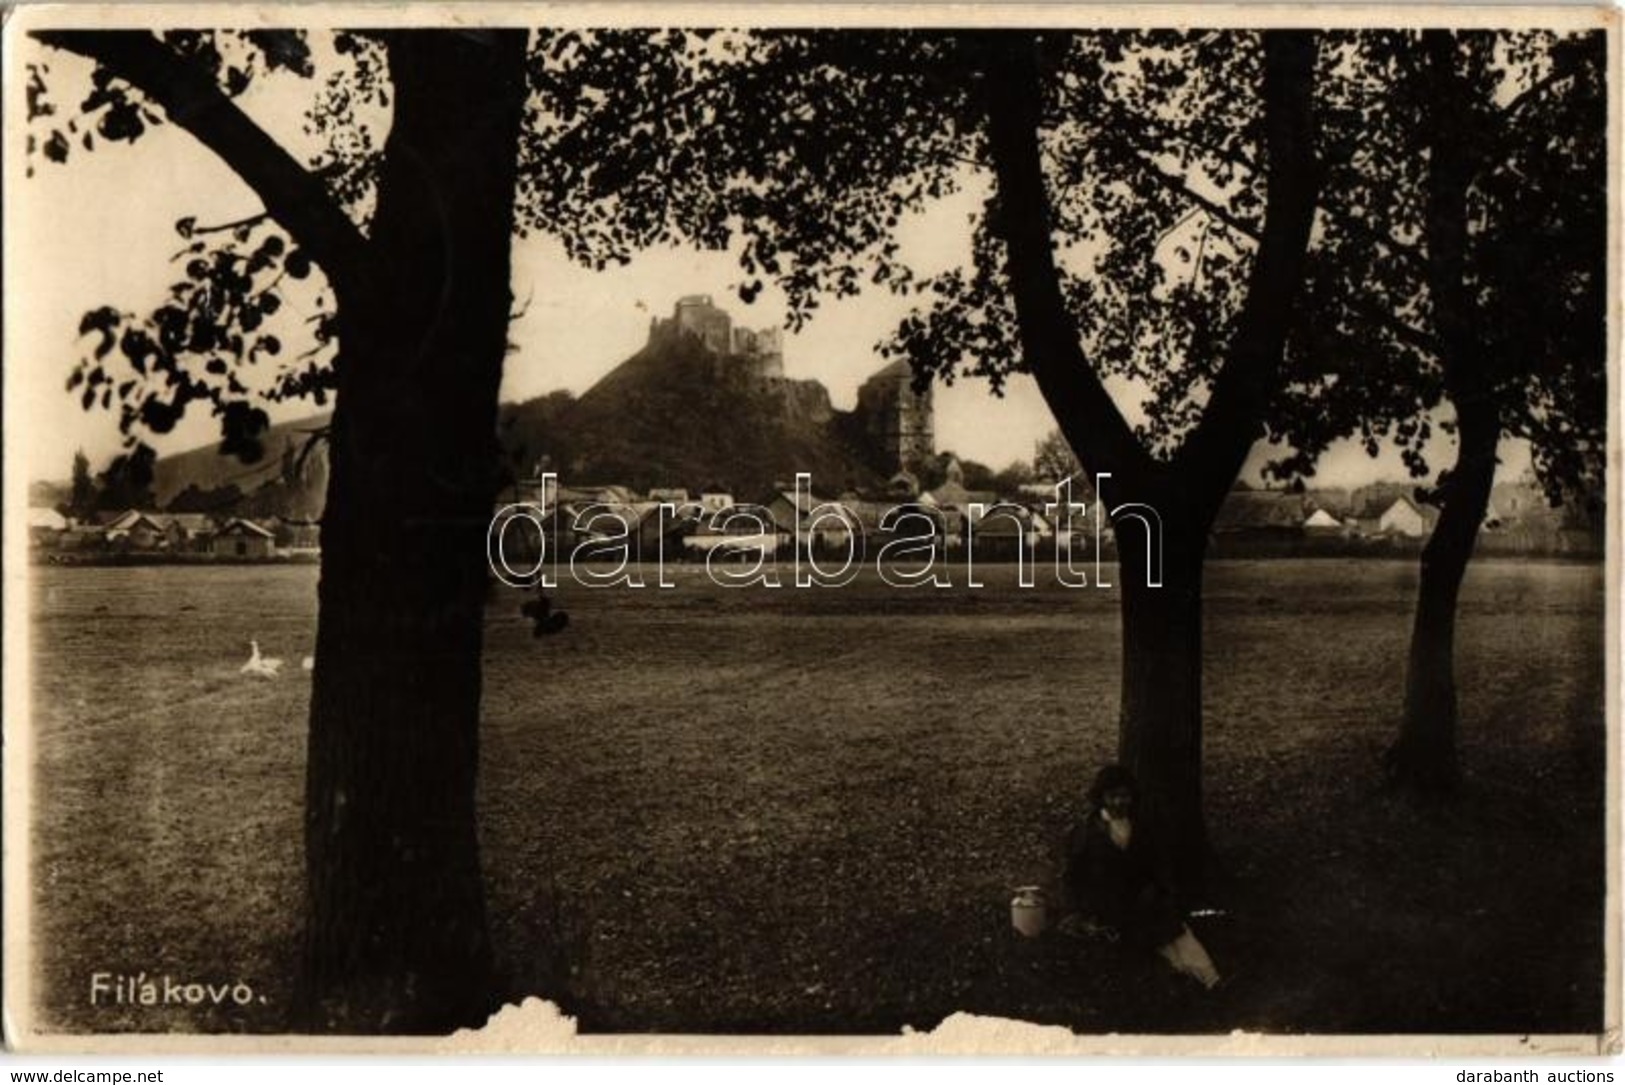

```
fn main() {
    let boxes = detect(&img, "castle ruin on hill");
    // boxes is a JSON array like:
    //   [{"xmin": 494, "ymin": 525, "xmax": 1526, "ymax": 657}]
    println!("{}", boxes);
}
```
[
  {"xmin": 649, "ymin": 294, "xmax": 785, "ymax": 379},
  {"xmin": 647, "ymin": 294, "xmax": 934, "ymax": 476}
]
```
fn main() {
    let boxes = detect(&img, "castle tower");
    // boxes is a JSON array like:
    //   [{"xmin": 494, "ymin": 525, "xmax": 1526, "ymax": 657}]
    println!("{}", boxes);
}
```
[
  {"xmin": 855, "ymin": 359, "xmax": 934, "ymax": 476},
  {"xmin": 729, "ymin": 325, "xmax": 786, "ymax": 379},
  {"xmin": 650, "ymin": 295, "xmax": 786, "ymax": 378},
  {"xmin": 671, "ymin": 295, "xmax": 733, "ymax": 355},
  {"xmin": 753, "ymin": 326, "xmax": 784, "ymax": 378}
]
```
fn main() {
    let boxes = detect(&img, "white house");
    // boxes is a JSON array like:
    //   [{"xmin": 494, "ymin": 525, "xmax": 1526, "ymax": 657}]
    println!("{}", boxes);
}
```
[
  {"xmin": 28, "ymin": 506, "xmax": 68, "ymax": 547},
  {"xmin": 1378, "ymin": 497, "xmax": 1428, "ymax": 538},
  {"xmin": 27, "ymin": 507, "xmax": 68, "ymax": 532},
  {"xmin": 1303, "ymin": 507, "xmax": 1342, "ymax": 535},
  {"xmin": 699, "ymin": 492, "xmax": 735, "ymax": 513}
]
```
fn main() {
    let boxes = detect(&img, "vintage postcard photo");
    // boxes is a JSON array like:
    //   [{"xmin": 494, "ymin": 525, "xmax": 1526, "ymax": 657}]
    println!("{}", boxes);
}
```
[{"xmin": 3, "ymin": 3, "xmax": 1618, "ymax": 1054}]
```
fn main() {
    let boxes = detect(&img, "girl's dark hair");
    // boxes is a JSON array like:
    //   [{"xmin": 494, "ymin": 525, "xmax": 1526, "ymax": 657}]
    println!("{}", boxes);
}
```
[{"xmin": 1086, "ymin": 764, "xmax": 1137, "ymax": 811}]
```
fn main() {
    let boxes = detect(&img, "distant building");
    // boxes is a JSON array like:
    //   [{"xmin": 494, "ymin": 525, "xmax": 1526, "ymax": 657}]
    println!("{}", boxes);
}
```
[
  {"xmin": 1212, "ymin": 490, "xmax": 1309, "ymax": 536},
  {"xmin": 671, "ymin": 294, "xmax": 733, "ymax": 355},
  {"xmin": 637, "ymin": 502, "xmax": 703, "ymax": 558},
  {"xmin": 563, "ymin": 484, "xmax": 640, "ymax": 507},
  {"xmin": 764, "ymin": 488, "xmax": 859, "ymax": 550},
  {"xmin": 640, "ymin": 293, "xmax": 935, "ymax": 482},
  {"xmin": 963, "ymin": 501, "xmax": 1038, "ymax": 557},
  {"xmin": 102, "ymin": 510, "xmax": 170, "ymax": 550},
  {"xmin": 699, "ymin": 492, "xmax": 735, "ymax": 513},
  {"xmin": 1378, "ymin": 497, "xmax": 1428, "ymax": 538},
  {"xmin": 164, "ymin": 513, "xmax": 217, "ymax": 551},
  {"xmin": 59, "ymin": 525, "xmax": 109, "ymax": 551},
  {"xmin": 572, "ymin": 502, "xmax": 648, "ymax": 545},
  {"xmin": 854, "ymin": 360, "xmax": 934, "ymax": 477},
  {"xmin": 731, "ymin": 325, "xmax": 785, "ymax": 378},
  {"xmin": 1303, "ymin": 507, "xmax": 1343, "ymax": 536},
  {"xmin": 683, "ymin": 503, "xmax": 782, "ymax": 561},
  {"xmin": 268, "ymin": 516, "xmax": 321, "ymax": 551},
  {"xmin": 212, "ymin": 518, "xmax": 275, "ymax": 558},
  {"xmin": 1350, "ymin": 483, "xmax": 1422, "ymax": 532},
  {"xmin": 886, "ymin": 470, "xmax": 920, "ymax": 498},
  {"xmin": 923, "ymin": 457, "xmax": 995, "ymax": 512},
  {"xmin": 97, "ymin": 507, "xmax": 216, "ymax": 551}
]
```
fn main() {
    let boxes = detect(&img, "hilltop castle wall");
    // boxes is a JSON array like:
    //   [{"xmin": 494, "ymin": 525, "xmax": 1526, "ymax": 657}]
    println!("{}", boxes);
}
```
[
  {"xmin": 650, "ymin": 294, "xmax": 784, "ymax": 380},
  {"xmin": 775, "ymin": 378, "xmax": 833, "ymax": 425},
  {"xmin": 647, "ymin": 294, "xmax": 932, "ymax": 474}
]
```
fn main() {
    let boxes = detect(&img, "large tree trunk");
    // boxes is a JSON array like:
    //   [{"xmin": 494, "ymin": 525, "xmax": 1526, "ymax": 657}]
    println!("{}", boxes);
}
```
[
  {"xmin": 1115, "ymin": 512, "xmax": 1210, "ymax": 897},
  {"xmin": 1383, "ymin": 31, "xmax": 1497, "ymax": 797},
  {"xmin": 296, "ymin": 30, "xmax": 529, "ymax": 1034},
  {"xmin": 975, "ymin": 29, "xmax": 1319, "ymax": 902}
]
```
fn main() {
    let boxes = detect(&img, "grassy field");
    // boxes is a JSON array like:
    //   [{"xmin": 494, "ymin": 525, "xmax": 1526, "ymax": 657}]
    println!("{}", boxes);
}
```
[{"xmin": 24, "ymin": 559, "xmax": 1608, "ymax": 1035}]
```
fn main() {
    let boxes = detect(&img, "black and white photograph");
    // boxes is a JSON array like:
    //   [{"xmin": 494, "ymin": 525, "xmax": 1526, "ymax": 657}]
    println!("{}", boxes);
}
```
[{"xmin": 3, "ymin": 5, "xmax": 1617, "ymax": 1052}]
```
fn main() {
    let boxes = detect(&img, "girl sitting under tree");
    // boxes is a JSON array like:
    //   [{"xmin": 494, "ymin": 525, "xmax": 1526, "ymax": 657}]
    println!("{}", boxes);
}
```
[{"xmin": 1063, "ymin": 764, "xmax": 1221, "ymax": 990}]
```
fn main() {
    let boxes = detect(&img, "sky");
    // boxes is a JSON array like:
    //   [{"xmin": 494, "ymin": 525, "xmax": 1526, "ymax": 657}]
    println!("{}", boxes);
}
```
[
  {"xmin": 8, "ymin": 33, "xmax": 1528, "ymax": 493},
  {"xmin": 10, "ymin": 48, "xmax": 1066, "ymax": 483}
]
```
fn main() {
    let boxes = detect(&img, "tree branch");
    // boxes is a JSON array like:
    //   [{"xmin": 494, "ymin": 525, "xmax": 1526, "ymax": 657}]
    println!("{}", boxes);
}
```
[
  {"xmin": 1090, "ymin": 99, "xmax": 1431, "ymax": 284},
  {"xmin": 977, "ymin": 30, "xmax": 1156, "ymax": 484},
  {"xmin": 34, "ymin": 30, "xmax": 370, "ymax": 303},
  {"xmin": 1130, "ymin": 149, "xmax": 1437, "ymax": 357},
  {"xmin": 1497, "ymin": 39, "xmax": 1590, "ymax": 134},
  {"xmin": 190, "ymin": 211, "xmax": 271, "ymax": 236},
  {"xmin": 1060, "ymin": 84, "xmax": 1432, "ymax": 288},
  {"xmin": 1470, "ymin": 35, "xmax": 1597, "ymax": 204},
  {"xmin": 1172, "ymin": 31, "xmax": 1322, "ymax": 497},
  {"xmin": 1423, "ymin": 30, "xmax": 1496, "ymax": 410}
]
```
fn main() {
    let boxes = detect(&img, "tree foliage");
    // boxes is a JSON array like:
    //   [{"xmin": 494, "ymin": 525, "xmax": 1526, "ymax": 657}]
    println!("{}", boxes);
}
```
[
  {"xmin": 1032, "ymin": 429, "xmax": 1082, "ymax": 482},
  {"xmin": 1266, "ymin": 31, "xmax": 1606, "ymax": 505},
  {"xmin": 28, "ymin": 30, "xmax": 386, "ymax": 483},
  {"xmin": 522, "ymin": 31, "xmax": 975, "ymax": 330},
  {"xmin": 68, "ymin": 448, "xmax": 96, "ymax": 517},
  {"xmin": 93, "ymin": 445, "xmax": 157, "ymax": 511}
]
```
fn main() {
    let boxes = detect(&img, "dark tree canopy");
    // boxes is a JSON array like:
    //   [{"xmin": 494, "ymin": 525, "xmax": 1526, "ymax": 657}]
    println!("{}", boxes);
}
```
[
  {"xmin": 27, "ymin": 30, "xmax": 383, "ymax": 477},
  {"xmin": 1268, "ymin": 30, "xmax": 1606, "ymax": 504}
]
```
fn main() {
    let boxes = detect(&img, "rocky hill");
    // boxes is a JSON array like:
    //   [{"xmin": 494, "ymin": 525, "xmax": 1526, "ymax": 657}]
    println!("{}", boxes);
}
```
[
  {"xmin": 136, "ymin": 327, "xmax": 886, "ymax": 514},
  {"xmin": 150, "ymin": 414, "xmax": 331, "ymax": 514},
  {"xmin": 497, "ymin": 331, "xmax": 885, "ymax": 496}
]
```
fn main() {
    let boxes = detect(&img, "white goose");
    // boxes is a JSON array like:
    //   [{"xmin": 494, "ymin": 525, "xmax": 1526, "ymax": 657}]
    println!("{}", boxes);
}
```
[{"xmin": 240, "ymin": 639, "xmax": 283, "ymax": 678}]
